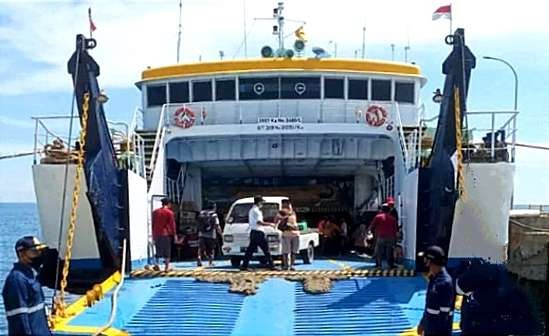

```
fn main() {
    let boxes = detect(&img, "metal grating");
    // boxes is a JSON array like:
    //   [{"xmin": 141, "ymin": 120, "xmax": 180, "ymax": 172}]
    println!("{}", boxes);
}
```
[
  {"xmin": 124, "ymin": 280, "xmax": 244, "ymax": 335},
  {"xmin": 294, "ymin": 279, "xmax": 412, "ymax": 335}
]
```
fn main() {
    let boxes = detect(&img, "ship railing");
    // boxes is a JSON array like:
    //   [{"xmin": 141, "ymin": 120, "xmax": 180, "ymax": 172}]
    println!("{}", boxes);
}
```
[
  {"xmin": 393, "ymin": 102, "xmax": 410, "ymax": 168},
  {"xmin": 465, "ymin": 110, "xmax": 518, "ymax": 163},
  {"xmin": 31, "ymin": 116, "xmax": 79, "ymax": 164},
  {"xmin": 419, "ymin": 110, "xmax": 519, "ymax": 163},
  {"xmin": 129, "ymin": 106, "xmax": 144, "ymax": 133},
  {"xmin": 166, "ymin": 165, "xmax": 186, "ymax": 205},
  {"xmin": 31, "ymin": 116, "xmax": 146, "ymax": 177},
  {"xmin": 107, "ymin": 121, "xmax": 146, "ymax": 177},
  {"xmin": 147, "ymin": 103, "xmax": 173, "ymax": 181},
  {"xmin": 155, "ymin": 100, "xmax": 419, "ymax": 128}
]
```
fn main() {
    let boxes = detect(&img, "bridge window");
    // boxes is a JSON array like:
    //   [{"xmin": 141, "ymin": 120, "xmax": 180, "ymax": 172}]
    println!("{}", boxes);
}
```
[
  {"xmin": 215, "ymin": 79, "xmax": 236, "ymax": 101},
  {"xmin": 371, "ymin": 79, "xmax": 391, "ymax": 101},
  {"xmin": 324, "ymin": 78, "xmax": 344, "ymax": 99},
  {"xmin": 239, "ymin": 77, "xmax": 279, "ymax": 100},
  {"xmin": 348, "ymin": 79, "xmax": 368, "ymax": 100},
  {"xmin": 169, "ymin": 81, "xmax": 189, "ymax": 103},
  {"xmin": 395, "ymin": 81, "xmax": 415, "ymax": 104},
  {"xmin": 281, "ymin": 76, "xmax": 320, "ymax": 99},
  {"xmin": 192, "ymin": 80, "xmax": 212, "ymax": 102},
  {"xmin": 147, "ymin": 84, "xmax": 167, "ymax": 107}
]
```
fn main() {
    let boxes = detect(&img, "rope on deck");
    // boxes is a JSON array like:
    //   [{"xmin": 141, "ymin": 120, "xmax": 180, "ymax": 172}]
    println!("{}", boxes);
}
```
[{"xmin": 129, "ymin": 268, "xmax": 416, "ymax": 295}]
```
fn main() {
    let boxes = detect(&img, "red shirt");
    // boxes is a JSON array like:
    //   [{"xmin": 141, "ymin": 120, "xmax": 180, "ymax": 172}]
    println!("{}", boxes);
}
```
[
  {"xmin": 152, "ymin": 206, "xmax": 176, "ymax": 239},
  {"xmin": 369, "ymin": 212, "xmax": 398, "ymax": 239}
]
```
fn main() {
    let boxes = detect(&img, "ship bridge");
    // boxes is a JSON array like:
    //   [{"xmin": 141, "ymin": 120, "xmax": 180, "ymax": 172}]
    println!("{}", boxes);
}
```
[{"xmin": 135, "ymin": 57, "xmax": 424, "ymax": 221}]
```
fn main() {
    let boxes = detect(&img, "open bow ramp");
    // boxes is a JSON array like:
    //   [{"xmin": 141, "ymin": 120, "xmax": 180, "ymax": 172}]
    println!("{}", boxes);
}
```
[{"xmin": 53, "ymin": 260, "xmax": 461, "ymax": 335}]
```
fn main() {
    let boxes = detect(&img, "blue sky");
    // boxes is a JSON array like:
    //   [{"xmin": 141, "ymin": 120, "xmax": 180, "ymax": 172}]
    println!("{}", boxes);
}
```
[{"xmin": 0, "ymin": 0, "xmax": 548, "ymax": 203}]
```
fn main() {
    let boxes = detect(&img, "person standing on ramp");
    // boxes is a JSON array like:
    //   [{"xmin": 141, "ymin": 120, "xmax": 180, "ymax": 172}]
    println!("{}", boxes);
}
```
[{"xmin": 240, "ymin": 196, "xmax": 276, "ymax": 271}]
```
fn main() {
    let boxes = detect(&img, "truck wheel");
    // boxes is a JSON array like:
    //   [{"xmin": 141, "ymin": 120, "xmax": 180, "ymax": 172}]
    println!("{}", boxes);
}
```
[
  {"xmin": 230, "ymin": 257, "xmax": 241, "ymax": 268},
  {"xmin": 301, "ymin": 242, "xmax": 314, "ymax": 264}
]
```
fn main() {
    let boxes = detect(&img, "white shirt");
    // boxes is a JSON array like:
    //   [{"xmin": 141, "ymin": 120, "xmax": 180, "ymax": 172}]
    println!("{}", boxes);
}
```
[{"xmin": 249, "ymin": 205, "xmax": 264, "ymax": 231}]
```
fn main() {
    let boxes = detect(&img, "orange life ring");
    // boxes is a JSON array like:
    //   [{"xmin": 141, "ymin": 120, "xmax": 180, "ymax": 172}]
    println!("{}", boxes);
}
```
[
  {"xmin": 365, "ymin": 105, "xmax": 388, "ymax": 127},
  {"xmin": 174, "ymin": 106, "xmax": 196, "ymax": 129}
]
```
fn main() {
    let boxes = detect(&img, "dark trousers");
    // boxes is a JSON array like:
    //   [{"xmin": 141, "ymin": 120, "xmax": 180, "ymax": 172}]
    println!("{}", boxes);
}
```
[{"xmin": 242, "ymin": 230, "xmax": 273, "ymax": 268}]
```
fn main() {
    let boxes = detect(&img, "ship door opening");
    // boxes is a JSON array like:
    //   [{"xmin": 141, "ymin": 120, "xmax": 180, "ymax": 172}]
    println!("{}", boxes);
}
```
[{"xmin": 164, "ymin": 156, "xmax": 396, "ymax": 260}]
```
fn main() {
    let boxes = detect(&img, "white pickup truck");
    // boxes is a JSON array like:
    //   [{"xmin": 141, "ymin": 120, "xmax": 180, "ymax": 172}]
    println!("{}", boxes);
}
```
[{"xmin": 222, "ymin": 196, "xmax": 320, "ymax": 268}]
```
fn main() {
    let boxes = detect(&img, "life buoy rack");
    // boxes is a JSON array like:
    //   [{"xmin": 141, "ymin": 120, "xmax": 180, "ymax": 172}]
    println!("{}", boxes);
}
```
[
  {"xmin": 365, "ymin": 105, "xmax": 388, "ymax": 127},
  {"xmin": 174, "ymin": 106, "xmax": 196, "ymax": 129}
]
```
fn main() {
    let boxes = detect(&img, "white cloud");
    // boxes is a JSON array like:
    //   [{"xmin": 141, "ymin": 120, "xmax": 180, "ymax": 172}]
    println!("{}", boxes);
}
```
[
  {"xmin": 1, "ymin": 0, "xmax": 549, "ymax": 95},
  {"xmin": 0, "ymin": 115, "xmax": 35, "ymax": 129}
]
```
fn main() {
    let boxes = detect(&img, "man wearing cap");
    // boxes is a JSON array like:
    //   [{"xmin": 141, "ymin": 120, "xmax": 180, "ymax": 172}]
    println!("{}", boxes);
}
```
[
  {"xmin": 368, "ymin": 203, "xmax": 398, "ymax": 269},
  {"xmin": 417, "ymin": 245, "xmax": 455, "ymax": 336},
  {"xmin": 240, "ymin": 196, "xmax": 276, "ymax": 271},
  {"xmin": 385, "ymin": 196, "xmax": 399, "ymax": 222},
  {"xmin": 152, "ymin": 198, "xmax": 177, "ymax": 272},
  {"xmin": 2, "ymin": 236, "xmax": 51, "ymax": 335}
]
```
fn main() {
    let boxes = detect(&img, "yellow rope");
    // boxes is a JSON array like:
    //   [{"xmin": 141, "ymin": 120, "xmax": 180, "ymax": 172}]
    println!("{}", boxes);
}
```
[
  {"xmin": 54, "ymin": 92, "xmax": 90, "ymax": 318},
  {"xmin": 453, "ymin": 87, "xmax": 466, "ymax": 199}
]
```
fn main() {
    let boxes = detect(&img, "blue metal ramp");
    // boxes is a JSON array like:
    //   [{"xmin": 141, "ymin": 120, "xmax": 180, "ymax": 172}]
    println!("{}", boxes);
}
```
[
  {"xmin": 295, "ymin": 278, "xmax": 415, "ymax": 335},
  {"xmin": 125, "ymin": 280, "xmax": 245, "ymax": 336}
]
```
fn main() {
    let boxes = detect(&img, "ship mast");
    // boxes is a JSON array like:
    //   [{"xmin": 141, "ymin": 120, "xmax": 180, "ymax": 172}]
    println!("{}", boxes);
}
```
[
  {"xmin": 176, "ymin": 0, "xmax": 183, "ymax": 63},
  {"xmin": 274, "ymin": 2, "xmax": 285, "ymax": 51}
]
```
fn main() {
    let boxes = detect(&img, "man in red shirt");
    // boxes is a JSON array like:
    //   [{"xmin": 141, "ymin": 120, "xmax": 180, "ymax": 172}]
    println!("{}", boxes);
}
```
[
  {"xmin": 368, "ymin": 203, "xmax": 398, "ymax": 269},
  {"xmin": 152, "ymin": 198, "xmax": 177, "ymax": 271}
]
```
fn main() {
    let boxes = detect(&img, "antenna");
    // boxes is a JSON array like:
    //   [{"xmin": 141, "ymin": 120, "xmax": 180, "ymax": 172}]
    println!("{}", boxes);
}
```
[
  {"xmin": 404, "ymin": 25, "xmax": 411, "ymax": 62},
  {"xmin": 254, "ymin": 2, "xmax": 305, "ymax": 56},
  {"xmin": 176, "ymin": 0, "xmax": 183, "ymax": 63},
  {"xmin": 243, "ymin": 0, "xmax": 248, "ymax": 58},
  {"xmin": 275, "ymin": 2, "xmax": 284, "ymax": 51},
  {"xmin": 390, "ymin": 44, "xmax": 395, "ymax": 61},
  {"xmin": 361, "ymin": 26, "xmax": 366, "ymax": 58}
]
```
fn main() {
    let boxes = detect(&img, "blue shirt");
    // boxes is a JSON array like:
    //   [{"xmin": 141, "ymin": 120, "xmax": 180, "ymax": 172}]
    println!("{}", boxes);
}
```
[
  {"xmin": 419, "ymin": 267, "xmax": 455, "ymax": 336},
  {"xmin": 2, "ymin": 262, "xmax": 51, "ymax": 336}
]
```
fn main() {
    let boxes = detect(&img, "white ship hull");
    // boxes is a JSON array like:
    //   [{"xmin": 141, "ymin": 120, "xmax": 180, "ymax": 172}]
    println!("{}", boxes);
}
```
[
  {"xmin": 33, "ymin": 164, "xmax": 150, "ymax": 269},
  {"xmin": 449, "ymin": 162, "xmax": 515, "ymax": 264},
  {"xmin": 32, "ymin": 164, "xmax": 101, "ymax": 268}
]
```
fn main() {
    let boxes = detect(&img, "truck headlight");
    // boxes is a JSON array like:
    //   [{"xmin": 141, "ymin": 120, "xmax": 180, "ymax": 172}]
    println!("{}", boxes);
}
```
[
  {"xmin": 224, "ymin": 235, "xmax": 234, "ymax": 243},
  {"xmin": 267, "ymin": 235, "xmax": 280, "ymax": 243}
]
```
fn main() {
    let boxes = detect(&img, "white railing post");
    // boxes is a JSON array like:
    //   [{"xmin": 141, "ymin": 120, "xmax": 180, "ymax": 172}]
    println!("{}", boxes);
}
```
[
  {"xmin": 490, "ymin": 113, "xmax": 495, "ymax": 159},
  {"xmin": 394, "ymin": 102, "xmax": 409, "ymax": 167},
  {"xmin": 33, "ymin": 119, "xmax": 39, "ymax": 164},
  {"xmin": 148, "ymin": 103, "xmax": 170, "ymax": 178},
  {"xmin": 511, "ymin": 112, "xmax": 517, "ymax": 162}
]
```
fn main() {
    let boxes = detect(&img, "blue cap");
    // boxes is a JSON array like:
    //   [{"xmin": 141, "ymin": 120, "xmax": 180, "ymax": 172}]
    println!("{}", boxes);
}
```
[
  {"xmin": 418, "ymin": 245, "xmax": 446, "ymax": 266},
  {"xmin": 15, "ymin": 236, "xmax": 47, "ymax": 253}
]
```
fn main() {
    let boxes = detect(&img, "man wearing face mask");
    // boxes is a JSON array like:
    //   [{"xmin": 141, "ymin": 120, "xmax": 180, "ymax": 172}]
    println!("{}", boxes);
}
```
[
  {"xmin": 417, "ymin": 245, "xmax": 455, "ymax": 336},
  {"xmin": 2, "ymin": 236, "xmax": 51, "ymax": 336}
]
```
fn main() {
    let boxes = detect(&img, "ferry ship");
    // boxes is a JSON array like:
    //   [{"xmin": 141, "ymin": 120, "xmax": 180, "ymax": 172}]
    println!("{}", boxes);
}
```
[{"xmin": 28, "ymin": 3, "xmax": 537, "ymax": 335}]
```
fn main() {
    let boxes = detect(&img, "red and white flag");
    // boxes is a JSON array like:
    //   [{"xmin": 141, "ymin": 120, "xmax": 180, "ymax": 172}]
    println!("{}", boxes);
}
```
[
  {"xmin": 432, "ymin": 4, "xmax": 451, "ymax": 21},
  {"xmin": 88, "ymin": 7, "xmax": 97, "ymax": 32}
]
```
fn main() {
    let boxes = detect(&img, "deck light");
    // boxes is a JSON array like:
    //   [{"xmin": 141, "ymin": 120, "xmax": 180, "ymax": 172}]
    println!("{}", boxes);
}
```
[{"xmin": 97, "ymin": 90, "xmax": 109, "ymax": 104}]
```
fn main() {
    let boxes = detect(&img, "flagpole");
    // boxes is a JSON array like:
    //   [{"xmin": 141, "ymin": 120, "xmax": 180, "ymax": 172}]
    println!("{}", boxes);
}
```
[
  {"xmin": 88, "ymin": 7, "xmax": 93, "ymax": 38},
  {"xmin": 449, "ymin": 4, "xmax": 453, "ymax": 34}
]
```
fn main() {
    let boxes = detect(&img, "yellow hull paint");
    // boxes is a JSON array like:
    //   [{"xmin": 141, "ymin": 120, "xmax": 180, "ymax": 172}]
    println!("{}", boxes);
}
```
[
  {"xmin": 51, "ymin": 271, "xmax": 128, "ymax": 336},
  {"xmin": 141, "ymin": 58, "xmax": 422, "ymax": 82}
]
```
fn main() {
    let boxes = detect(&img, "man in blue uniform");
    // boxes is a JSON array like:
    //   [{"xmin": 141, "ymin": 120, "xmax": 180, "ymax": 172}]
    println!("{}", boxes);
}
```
[
  {"xmin": 417, "ymin": 245, "xmax": 455, "ymax": 336},
  {"xmin": 2, "ymin": 236, "xmax": 51, "ymax": 336}
]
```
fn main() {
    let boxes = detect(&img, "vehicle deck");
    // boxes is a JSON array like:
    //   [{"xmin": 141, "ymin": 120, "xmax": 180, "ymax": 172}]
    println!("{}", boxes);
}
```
[{"xmin": 53, "ymin": 259, "xmax": 461, "ymax": 336}]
